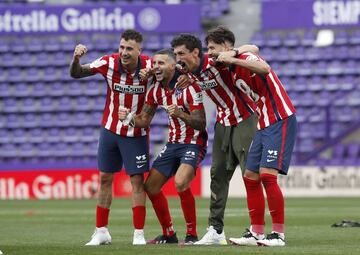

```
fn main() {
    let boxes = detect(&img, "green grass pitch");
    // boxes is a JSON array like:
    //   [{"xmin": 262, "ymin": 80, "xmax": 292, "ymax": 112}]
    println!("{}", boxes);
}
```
[{"xmin": 0, "ymin": 197, "xmax": 359, "ymax": 255}]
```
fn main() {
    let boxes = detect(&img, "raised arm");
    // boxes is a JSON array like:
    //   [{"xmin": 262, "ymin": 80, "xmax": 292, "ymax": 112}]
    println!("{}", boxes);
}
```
[
  {"xmin": 70, "ymin": 44, "xmax": 95, "ymax": 79},
  {"xmin": 167, "ymin": 105, "xmax": 206, "ymax": 132}
]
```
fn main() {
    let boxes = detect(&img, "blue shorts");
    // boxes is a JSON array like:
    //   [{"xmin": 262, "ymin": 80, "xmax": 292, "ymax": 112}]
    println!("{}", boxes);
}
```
[
  {"xmin": 97, "ymin": 127, "xmax": 149, "ymax": 175},
  {"xmin": 246, "ymin": 114, "xmax": 297, "ymax": 175},
  {"xmin": 152, "ymin": 143, "xmax": 207, "ymax": 177}
]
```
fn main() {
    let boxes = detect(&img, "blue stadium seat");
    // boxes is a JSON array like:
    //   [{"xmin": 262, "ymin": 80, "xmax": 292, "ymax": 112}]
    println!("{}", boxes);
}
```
[
  {"xmin": 58, "ymin": 97, "xmax": 73, "ymax": 111},
  {"xmin": 27, "ymin": 38, "xmax": 44, "ymax": 52},
  {"xmin": 44, "ymin": 37, "xmax": 61, "ymax": 52},
  {"xmin": 63, "ymin": 127, "xmax": 80, "ymax": 142},
  {"xmin": 22, "ymin": 113, "xmax": 39, "ymax": 128},
  {"xmin": 39, "ymin": 113, "xmax": 56, "ymax": 128},
  {"xmin": 3, "ymin": 98, "xmax": 18, "ymax": 113},
  {"xmin": 296, "ymin": 61, "xmax": 313, "ymax": 76},
  {"xmin": 334, "ymin": 30, "xmax": 348, "ymax": 45},
  {"xmin": 283, "ymin": 31, "xmax": 300, "ymax": 47},
  {"xmin": 8, "ymin": 68, "xmax": 23, "ymax": 82},
  {"xmin": 266, "ymin": 33, "xmax": 282, "ymax": 47},
  {"xmin": 80, "ymin": 127, "xmax": 98, "ymax": 142},
  {"xmin": 290, "ymin": 46, "xmax": 305, "ymax": 61},
  {"xmin": 1, "ymin": 53, "xmax": 19, "ymax": 67},
  {"xmin": 84, "ymin": 81, "xmax": 101, "ymax": 96},
  {"xmin": 12, "ymin": 128, "xmax": 28, "ymax": 143},
  {"xmin": 57, "ymin": 112, "xmax": 73, "ymax": 127},
  {"xmin": 0, "ymin": 40, "xmax": 9, "ymax": 53},
  {"xmin": 308, "ymin": 76, "xmax": 323, "ymax": 91},
  {"xmin": 46, "ymin": 128, "xmax": 62, "ymax": 143},
  {"xmin": 43, "ymin": 67, "xmax": 60, "ymax": 82},
  {"xmin": 28, "ymin": 128, "xmax": 46, "ymax": 143},
  {"xmin": 39, "ymin": 97, "xmax": 55, "ymax": 112},
  {"xmin": 0, "ymin": 128, "xmax": 10, "ymax": 143},
  {"xmin": 25, "ymin": 67, "xmax": 42, "ymax": 82},
  {"xmin": 250, "ymin": 32, "xmax": 265, "ymax": 47},
  {"xmin": 72, "ymin": 112, "xmax": 90, "ymax": 126},
  {"xmin": 11, "ymin": 40, "xmax": 26, "ymax": 53},
  {"xmin": 48, "ymin": 82, "xmax": 66, "ymax": 97},
  {"xmin": 21, "ymin": 97, "xmax": 37, "ymax": 112},
  {"xmin": 32, "ymin": 82, "xmax": 48, "ymax": 97},
  {"xmin": 301, "ymin": 30, "xmax": 316, "ymax": 46},
  {"xmin": 66, "ymin": 81, "xmax": 83, "ymax": 96},
  {"xmin": 75, "ymin": 96, "xmax": 93, "ymax": 111},
  {"xmin": 1, "ymin": 143, "xmax": 18, "ymax": 157},
  {"xmin": 0, "ymin": 83, "xmax": 11, "ymax": 97},
  {"xmin": 349, "ymin": 30, "xmax": 360, "ymax": 45},
  {"xmin": 93, "ymin": 96, "xmax": 106, "ymax": 110}
]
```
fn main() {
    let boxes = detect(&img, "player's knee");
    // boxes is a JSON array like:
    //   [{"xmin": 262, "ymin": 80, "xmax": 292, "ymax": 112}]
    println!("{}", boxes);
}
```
[
  {"xmin": 174, "ymin": 179, "xmax": 190, "ymax": 192},
  {"xmin": 99, "ymin": 173, "xmax": 113, "ymax": 187},
  {"xmin": 243, "ymin": 169, "xmax": 260, "ymax": 181}
]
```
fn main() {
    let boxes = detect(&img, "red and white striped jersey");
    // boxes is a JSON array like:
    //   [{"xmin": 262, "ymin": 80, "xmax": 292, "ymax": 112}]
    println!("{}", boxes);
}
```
[
  {"xmin": 90, "ymin": 53, "xmax": 152, "ymax": 137},
  {"xmin": 233, "ymin": 52, "xmax": 296, "ymax": 129},
  {"xmin": 193, "ymin": 54, "xmax": 257, "ymax": 126},
  {"xmin": 145, "ymin": 81, "xmax": 208, "ymax": 147}
]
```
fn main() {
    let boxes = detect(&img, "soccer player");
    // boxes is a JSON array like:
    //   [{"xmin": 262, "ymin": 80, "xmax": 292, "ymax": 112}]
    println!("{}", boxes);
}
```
[
  {"xmin": 118, "ymin": 49, "xmax": 207, "ymax": 245},
  {"xmin": 171, "ymin": 34, "xmax": 259, "ymax": 245},
  {"xmin": 70, "ymin": 29, "xmax": 152, "ymax": 246},
  {"xmin": 211, "ymin": 26, "xmax": 297, "ymax": 247}
]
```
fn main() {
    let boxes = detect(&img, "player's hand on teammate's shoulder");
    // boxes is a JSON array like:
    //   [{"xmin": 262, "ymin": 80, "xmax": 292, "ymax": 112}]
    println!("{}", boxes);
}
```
[
  {"xmin": 118, "ymin": 107, "xmax": 130, "ymax": 121},
  {"xmin": 73, "ymin": 44, "xmax": 88, "ymax": 59},
  {"xmin": 216, "ymin": 51, "xmax": 236, "ymax": 65},
  {"xmin": 175, "ymin": 74, "xmax": 190, "ymax": 89}
]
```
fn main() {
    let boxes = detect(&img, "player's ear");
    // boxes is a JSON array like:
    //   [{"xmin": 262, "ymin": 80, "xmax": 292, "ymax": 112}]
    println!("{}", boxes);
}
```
[{"xmin": 193, "ymin": 48, "xmax": 200, "ymax": 57}]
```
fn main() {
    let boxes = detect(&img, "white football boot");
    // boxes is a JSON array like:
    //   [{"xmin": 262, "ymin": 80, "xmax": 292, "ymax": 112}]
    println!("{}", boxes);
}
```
[
  {"xmin": 194, "ymin": 226, "xmax": 227, "ymax": 245},
  {"xmin": 133, "ymin": 229, "xmax": 146, "ymax": 245},
  {"xmin": 229, "ymin": 227, "xmax": 265, "ymax": 246},
  {"xmin": 85, "ymin": 227, "xmax": 112, "ymax": 246},
  {"xmin": 257, "ymin": 232, "xmax": 285, "ymax": 246}
]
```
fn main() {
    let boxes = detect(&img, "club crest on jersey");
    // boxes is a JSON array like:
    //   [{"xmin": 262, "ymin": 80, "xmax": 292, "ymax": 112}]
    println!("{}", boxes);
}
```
[
  {"xmin": 175, "ymin": 88, "xmax": 183, "ymax": 99},
  {"xmin": 114, "ymin": 83, "xmax": 145, "ymax": 94}
]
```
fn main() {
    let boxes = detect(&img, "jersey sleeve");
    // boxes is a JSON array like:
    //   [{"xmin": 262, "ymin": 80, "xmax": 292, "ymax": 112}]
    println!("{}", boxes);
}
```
[
  {"xmin": 89, "ymin": 55, "xmax": 109, "ymax": 76},
  {"xmin": 187, "ymin": 83, "xmax": 204, "ymax": 111},
  {"xmin": 145, "ymin": 84, "xmax": 158, "ymax": 106}
]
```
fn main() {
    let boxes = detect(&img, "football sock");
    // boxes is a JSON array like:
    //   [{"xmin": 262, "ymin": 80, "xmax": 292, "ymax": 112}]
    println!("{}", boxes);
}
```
[
  {"xmin": 178, "ymin": 188, "xmax": 197, "ymax": 237},
  {"xmin": 243, "ymin": 177, "xmax": 265, "ymax": 234},
  {"xmin": 132, "ymin": 205, "xmax": 146, "ymax": 230},
  {"xmin": 96, "ymin": 205, "xmax": 110, "ymax": 228},
  {"xmin": 147, "ymin": 190, "xmax": 175, "ymax": 236},
  {"xmin": 260, "ymin": 173, "xmax": 285, "ymax": 233}
]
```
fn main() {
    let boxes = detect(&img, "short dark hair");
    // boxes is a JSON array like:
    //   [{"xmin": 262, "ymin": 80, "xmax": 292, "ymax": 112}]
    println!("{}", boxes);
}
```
[
  {"xmin": 171, "ymin": 33, "xmax": 202, "ymax": 57},
  {"xmin": 205, "ymin": 26, "xmax": 235, "ymax": 46},
  {"xmin": 121, "ymin": 29, "xmax": 143, "ymax": 43},
  {"xmin": 154, "ymin": 49, "xmax": 176, "ymax": 62}
]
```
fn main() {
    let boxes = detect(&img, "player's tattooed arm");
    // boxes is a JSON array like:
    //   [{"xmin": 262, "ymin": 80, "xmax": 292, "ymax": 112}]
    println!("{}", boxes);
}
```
[
  {"xmin": 70, "ymin": 44, "xmax": 95, "ymax": 79},
  {"xmin": 168, "ymin": 105, "xmax": 206, "ymax": 132},
  {"xmin": 133, "ymin": 104, "xmax": 157, "ymax": 128}
]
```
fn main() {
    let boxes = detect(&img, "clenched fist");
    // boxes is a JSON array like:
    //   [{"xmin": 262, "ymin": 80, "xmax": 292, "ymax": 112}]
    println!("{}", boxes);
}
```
[
  {"xmin": 166, "ymin": 104, "xmax": 183, "ymax": 118},
  {"xmin": 73, "ymin": 44, "xmax": 88, "ymax": 59},
  {"xmin": 118, "ymin": 107, "xmax": 130, "ymax": 121}
]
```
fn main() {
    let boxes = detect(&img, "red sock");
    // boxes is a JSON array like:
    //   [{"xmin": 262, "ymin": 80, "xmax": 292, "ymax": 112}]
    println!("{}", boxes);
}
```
[
  {"xmin": 178, "ymin": 188, "xmax": 197, "ymax": 237},
  {"xmin": 96, "ymin": 205, "xmax": 110, "ymax": 228},
  {"xmin": 147, "ymin": 191, "xmax": 174, "ymax": 236},
  {"xmin": 260, "ymin": 173, "xmax": 285, "ymax": 233},
  {"xmin": 243, "ymin": 177, "xmax": 265, "ymax": 234},
  {"xmin": 132, "ymin": 206, "xmax": 146, "ymax": 230}
]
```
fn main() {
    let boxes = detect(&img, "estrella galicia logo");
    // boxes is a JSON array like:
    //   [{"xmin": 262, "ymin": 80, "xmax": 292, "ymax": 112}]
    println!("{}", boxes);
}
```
[{"xmin": 138, "ymin": 8, "xmax": 161, "ymax": 31}]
